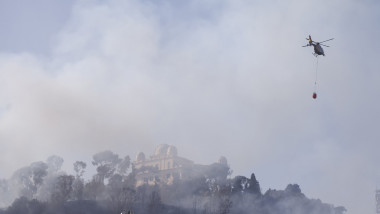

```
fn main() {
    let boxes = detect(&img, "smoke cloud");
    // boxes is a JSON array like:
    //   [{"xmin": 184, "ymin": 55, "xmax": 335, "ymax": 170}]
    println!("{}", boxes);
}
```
[{"xmin": 0, "ymin": 0, "xmax": 379, "ymax": 213}]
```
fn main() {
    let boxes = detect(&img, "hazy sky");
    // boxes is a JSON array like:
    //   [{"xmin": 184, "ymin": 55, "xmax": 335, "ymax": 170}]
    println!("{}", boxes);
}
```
[{"xmin": 1, "ymin": 0, "xmax": 380, "ymax": 213}]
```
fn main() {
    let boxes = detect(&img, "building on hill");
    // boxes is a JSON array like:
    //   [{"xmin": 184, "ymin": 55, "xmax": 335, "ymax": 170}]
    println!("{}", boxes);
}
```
[{"xmin": 133, "ymin": 144, "xmax": 229, "ymax": 186}]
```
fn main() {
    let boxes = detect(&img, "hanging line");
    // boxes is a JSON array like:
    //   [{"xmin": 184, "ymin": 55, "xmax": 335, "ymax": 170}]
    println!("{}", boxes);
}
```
[{"xmin": 314, "ymin": 56, "xmax": 319, "ymax": 92}]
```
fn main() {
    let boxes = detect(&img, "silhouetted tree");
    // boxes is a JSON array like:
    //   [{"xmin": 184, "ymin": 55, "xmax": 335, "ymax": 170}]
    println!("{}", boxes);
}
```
[
  {"xmin": 247, "ymin": 173, "xmax": 261, "ymax": 195},
  {"xmin": 92, "ymin": 151, "xmax": 122, "ymax": 183},
  {"xmin": 117, "ymin": 156, "xmax": 131, "ymax": 176},
  {"xmin": 11, "ymin": 162, "xmax": 48, "ymax": 199},
  {"xmin": 84, "ymin": 175, "xmax": 105, "ymax": 200},
  {"xmin": 284, "ymin": 184, "xmax": 303, "ymax": 197},
  {"xmin": 0, "ymin": 152, "xmax": 347, "ymax": 214},
  {"xmin": 205, "ymin": 163, "xmax": 231, "ymax": 182},
  {"xmin": 72, "ymin": 161, "xmax": 87, "ymax": 200},
  {"xmin": 73, "ymin": 161, "xmax": 86, "ymax": 178},
  {"xmin": 51, "ymin": 175, "xmax": 75, "ymax": 205},
  {"xmin": 107, "ymin": 174, "xmax": 136, "ymax": 213},
  {"xmin": 71, "ymin": 178, "xmax": 84, "ymax": 201},
  {"xmin": 231, "ymin": 176, "xmax": 248, "ymax": 194}
]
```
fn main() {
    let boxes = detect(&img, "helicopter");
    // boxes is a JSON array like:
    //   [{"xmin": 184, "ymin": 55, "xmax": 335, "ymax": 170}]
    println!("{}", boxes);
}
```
[{"xmin": 302, "ymin": 35, "xmax": 334, "ymax": 57}]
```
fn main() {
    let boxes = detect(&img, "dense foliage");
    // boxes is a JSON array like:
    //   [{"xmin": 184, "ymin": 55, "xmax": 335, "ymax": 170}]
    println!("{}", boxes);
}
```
[{"xmin": 0, "ymin": 151, "xmax": 346, "ymax": 214}]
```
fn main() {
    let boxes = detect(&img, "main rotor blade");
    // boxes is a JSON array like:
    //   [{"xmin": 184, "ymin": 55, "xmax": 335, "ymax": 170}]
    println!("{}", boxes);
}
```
[
  {"xmin": 319, "ymin": 38, "xmax": 334, "ymax": 43},
  {"xmin": 320, "ymin": 44, "xmax": 330, "ymax": 47},
  {"xmin": 302, "ymin": 45, "xmax": 309, "ymax": 47}
]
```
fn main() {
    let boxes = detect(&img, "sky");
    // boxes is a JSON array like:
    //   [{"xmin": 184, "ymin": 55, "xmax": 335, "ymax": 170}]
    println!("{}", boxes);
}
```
[{"xmin": 0, "ymin": 0, "xmax": 380, "ymax": 213}]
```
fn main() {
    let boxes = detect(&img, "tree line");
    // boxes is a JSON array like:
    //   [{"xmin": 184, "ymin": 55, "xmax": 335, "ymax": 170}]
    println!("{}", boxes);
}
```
[{"xmin": 0, "ymin": 151, "xmax": 346, "ymax": 214}]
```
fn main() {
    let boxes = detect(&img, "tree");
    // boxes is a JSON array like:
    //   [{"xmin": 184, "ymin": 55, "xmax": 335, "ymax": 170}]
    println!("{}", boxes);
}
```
[
  {"xmin": 92, "ymin": 151, "xmax": 122, "ymax": 183},
  {"xmin": 84, "ymin": 175, "xmax": 105, "ymax": 200},
  {"xmin": 72, "ymin": 178, "xmax": 84, "ymax": 201},
  {"xmin": 117, "ymin": 156, "xmax": 131, "ymax": 176},
  {"xmin": 205, "ymin": 163, "xmax": 232, "ymax": 182},
  {"xmin": 231, "ymin": 176, "xmax": 248, "ymax": 194},
  {"xmin": 284, "ymin": 184, "xmax": 303, "ymax": 196},
  {"xmin": 51, "ymin": 175, "xmax": 75, "ymax": 205},
  {"xmin": 247, "ymin": 173, "xmax": 261, "ymax": 195},
  {"xmin": 11, "ymin": 162, "xmax": 48, "ymax": 199},
  {"xmin": 72, "ymin": 161, "xmax": 87, "ymax": 200},
  {"xmin": 73, "ymin": 161, "xmax": 87, "ymax": 178},
  {"xmin": 107, "ymin": 174, "xmax": 136, "ymax": 213}
]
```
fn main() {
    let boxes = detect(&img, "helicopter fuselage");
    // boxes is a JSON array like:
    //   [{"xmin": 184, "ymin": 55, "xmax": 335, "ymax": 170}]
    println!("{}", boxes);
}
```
[{"xmin": 313, "ymin": 43, "xmax": 324, "ymax": 56}]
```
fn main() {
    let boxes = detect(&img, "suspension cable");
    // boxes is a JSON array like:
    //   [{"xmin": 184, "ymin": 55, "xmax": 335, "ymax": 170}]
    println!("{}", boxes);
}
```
[{"xmin": 314, "ymin": 56, "xmax": 319, "ymax": 91}]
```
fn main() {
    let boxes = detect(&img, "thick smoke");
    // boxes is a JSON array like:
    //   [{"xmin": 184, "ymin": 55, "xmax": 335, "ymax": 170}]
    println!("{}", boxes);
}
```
[
  {"xmin": 0, "ymin": 151, "xmax": 345, "ymax": 214},
  {"xmin": 1, "ymin": 1, "xmax": 379, "ymax": 213}
]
